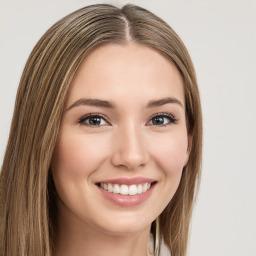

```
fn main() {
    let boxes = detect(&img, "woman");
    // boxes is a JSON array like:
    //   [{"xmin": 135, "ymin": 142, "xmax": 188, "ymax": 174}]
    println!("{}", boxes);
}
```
[{"xmin": 0, "ymin": 4, "xmax": 202, "ymax": 256}]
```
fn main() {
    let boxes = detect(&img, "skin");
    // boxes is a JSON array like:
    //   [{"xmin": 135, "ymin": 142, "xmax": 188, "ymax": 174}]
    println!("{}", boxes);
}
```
[{"xmin": 51, "ymin": 42, "xmax": 192, "ymax": 256}]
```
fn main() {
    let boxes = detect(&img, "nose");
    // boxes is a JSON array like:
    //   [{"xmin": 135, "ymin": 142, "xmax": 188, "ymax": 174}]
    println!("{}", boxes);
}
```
[{"xmin": 110, "ymin": 123, "xmax": 149, "ymax": 170}]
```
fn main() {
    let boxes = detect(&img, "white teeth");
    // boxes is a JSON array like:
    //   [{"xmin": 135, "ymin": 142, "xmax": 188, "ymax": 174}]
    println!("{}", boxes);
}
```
[
  {"xmin": 129, "ymin": 185, "xmax": 137, "ymax": 195},
  {"xmin": 137, "ymin": 184, "xmax": 143, "ymax": 194},
  {"xmin": 113, "ymin": 184, "xmax": 120, "ymax": 194},
  {"xmin": 99, "ymin": 182, "xmax": 152, "ymax": 195},
  {"xmin": 142, "ymin": 183, "xmax": 148, "ymax": 193},
  {"xmin": 120, "ymin": 185, "xmax": 129, "ymax": 195},
  {"xmin": 108, "ymin": 184, "xmax": 113, "ymax": 192}
]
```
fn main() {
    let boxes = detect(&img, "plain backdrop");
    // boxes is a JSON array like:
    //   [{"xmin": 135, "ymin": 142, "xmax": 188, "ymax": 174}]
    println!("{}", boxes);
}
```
[{"xmin": 0, "ymin": 0, "xmax": 255, "ymax": 255}]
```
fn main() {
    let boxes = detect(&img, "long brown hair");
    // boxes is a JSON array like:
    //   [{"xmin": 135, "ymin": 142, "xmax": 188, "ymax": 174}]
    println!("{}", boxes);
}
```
[{"xmin": 0, "ymin": 4, "xmax": 202, "ymax": 256}]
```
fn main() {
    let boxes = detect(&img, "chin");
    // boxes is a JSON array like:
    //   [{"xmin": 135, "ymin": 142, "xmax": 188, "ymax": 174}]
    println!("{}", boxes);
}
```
[{"xmin": 90, "ymin": 212, "xmax": 153, "ymax": 236}]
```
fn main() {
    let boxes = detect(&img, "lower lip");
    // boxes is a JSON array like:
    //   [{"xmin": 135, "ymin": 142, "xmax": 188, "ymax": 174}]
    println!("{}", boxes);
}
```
[{"xmin": 98, "ymin": 184, "xmax": 155, "ymax": 207}]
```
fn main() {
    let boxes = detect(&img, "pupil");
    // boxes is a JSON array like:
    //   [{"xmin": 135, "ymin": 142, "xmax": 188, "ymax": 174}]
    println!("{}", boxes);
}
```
[
  {"xmin": 89, "ymin": 117, "xmax": 101, "ymax": 125},
  {"xmin": 153, "ymin": 116, "xmax": 164, "ymax": 125}
]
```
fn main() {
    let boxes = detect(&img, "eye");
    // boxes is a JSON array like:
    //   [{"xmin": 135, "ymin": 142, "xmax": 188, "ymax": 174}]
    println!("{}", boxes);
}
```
[
  {"xmin": 147, "ymin": 113, "xmax": 177, "ymax": 126},
  {"xmin": 78, "ymin": 114, "xmax": 109, "ymax": 127}
]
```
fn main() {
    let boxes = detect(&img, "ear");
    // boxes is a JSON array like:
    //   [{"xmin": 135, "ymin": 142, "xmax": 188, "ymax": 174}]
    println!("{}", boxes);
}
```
[{"xmin": 184, "ymin": 133, "xmax": 193, "ymax": 167}]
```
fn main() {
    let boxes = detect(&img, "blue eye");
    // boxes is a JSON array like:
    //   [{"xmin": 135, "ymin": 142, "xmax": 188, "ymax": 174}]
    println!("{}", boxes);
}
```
[
  {"xmin": 78, "ymin": 114, "xmax": 108, "ymax": 126},
  {"xmin": 147, "ymin": 114, "xmax": 177, "ymax": 126}
]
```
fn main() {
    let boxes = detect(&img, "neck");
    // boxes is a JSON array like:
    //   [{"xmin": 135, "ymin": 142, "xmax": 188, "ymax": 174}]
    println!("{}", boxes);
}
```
[{"xmin": 53, "ymin": 202, "xmax": 151, "ymax": 256}]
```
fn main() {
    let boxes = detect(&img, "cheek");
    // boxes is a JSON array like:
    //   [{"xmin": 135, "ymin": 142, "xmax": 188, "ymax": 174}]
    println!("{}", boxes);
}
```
[
  {"xmin": 147, "ymin": 132, "xmax": 188, "ymax": 216},
  {"xmin": 150, "ymin": 132, "xmax": 188, "ymax": 176},
  {"xmin": 51, "ymin": 131, "xmax": 109, "ymax": 213},
  {"xmin": 52, "ymin": 132, "xmax": 107, "ymax": 180}
]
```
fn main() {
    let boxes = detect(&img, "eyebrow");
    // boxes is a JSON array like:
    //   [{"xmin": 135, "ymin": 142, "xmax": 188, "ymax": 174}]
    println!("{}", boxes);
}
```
[
  {"xmin": 66, "ymin": 96, "xmax": 183, "ymax": 111},
  {"xmin": 66, "ymin": 98, "xmax": 116, "ymax": 111},
  {"xmin": 147, "ymin": 97, "xmax": 183, "ymax": 108}
]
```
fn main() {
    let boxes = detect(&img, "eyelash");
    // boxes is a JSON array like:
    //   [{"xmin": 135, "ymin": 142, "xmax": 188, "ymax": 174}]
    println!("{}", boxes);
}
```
[
  {"xmin": 147, "ymin": 113, "xmax": 178, "ymax": 127},
  {"xmin": 77, "ymin": 112, "xmax": 178, "ymax": 127},
  {"xmin": 78, "ymin": 113, "xmax": 109, "ymax": 127}
]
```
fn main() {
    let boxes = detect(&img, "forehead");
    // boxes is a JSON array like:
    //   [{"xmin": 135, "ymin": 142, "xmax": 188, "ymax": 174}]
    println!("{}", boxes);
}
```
[{"xmin": 66, "ymin": 43, "xmax": 184, "ymax": 106}]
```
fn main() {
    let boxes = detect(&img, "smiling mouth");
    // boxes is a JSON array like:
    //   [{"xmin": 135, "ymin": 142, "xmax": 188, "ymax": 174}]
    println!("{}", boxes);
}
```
[{"xmin": 96, "ymin": 182, "xmax": 157, "ymax": 196}]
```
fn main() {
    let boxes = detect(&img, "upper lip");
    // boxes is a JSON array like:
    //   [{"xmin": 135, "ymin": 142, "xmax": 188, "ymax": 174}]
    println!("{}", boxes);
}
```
[{"xmin": 96, "ymin": 177, "xmax": 156, "ymax": 185}]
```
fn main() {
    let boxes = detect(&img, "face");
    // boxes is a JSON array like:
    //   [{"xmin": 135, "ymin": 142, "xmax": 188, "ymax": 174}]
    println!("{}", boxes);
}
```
[{"xmin": 51, "ymin": 43, "xmax": 191, "ymax": 236}]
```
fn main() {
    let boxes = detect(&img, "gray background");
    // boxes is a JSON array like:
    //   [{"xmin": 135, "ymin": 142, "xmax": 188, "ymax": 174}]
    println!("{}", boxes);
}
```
[{"xmin": 0, "ymin": 0, "xmax": 255, "ymax": 255}]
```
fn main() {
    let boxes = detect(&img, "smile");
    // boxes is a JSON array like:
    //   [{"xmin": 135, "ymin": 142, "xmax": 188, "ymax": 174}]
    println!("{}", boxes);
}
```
[
  {"xmin": 100, "ymin": 183, "xmax": 151, "ymax": 195},
  {"xmin": 96, "ymin": 177, "xmax": 157, "ymax": 206}
]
